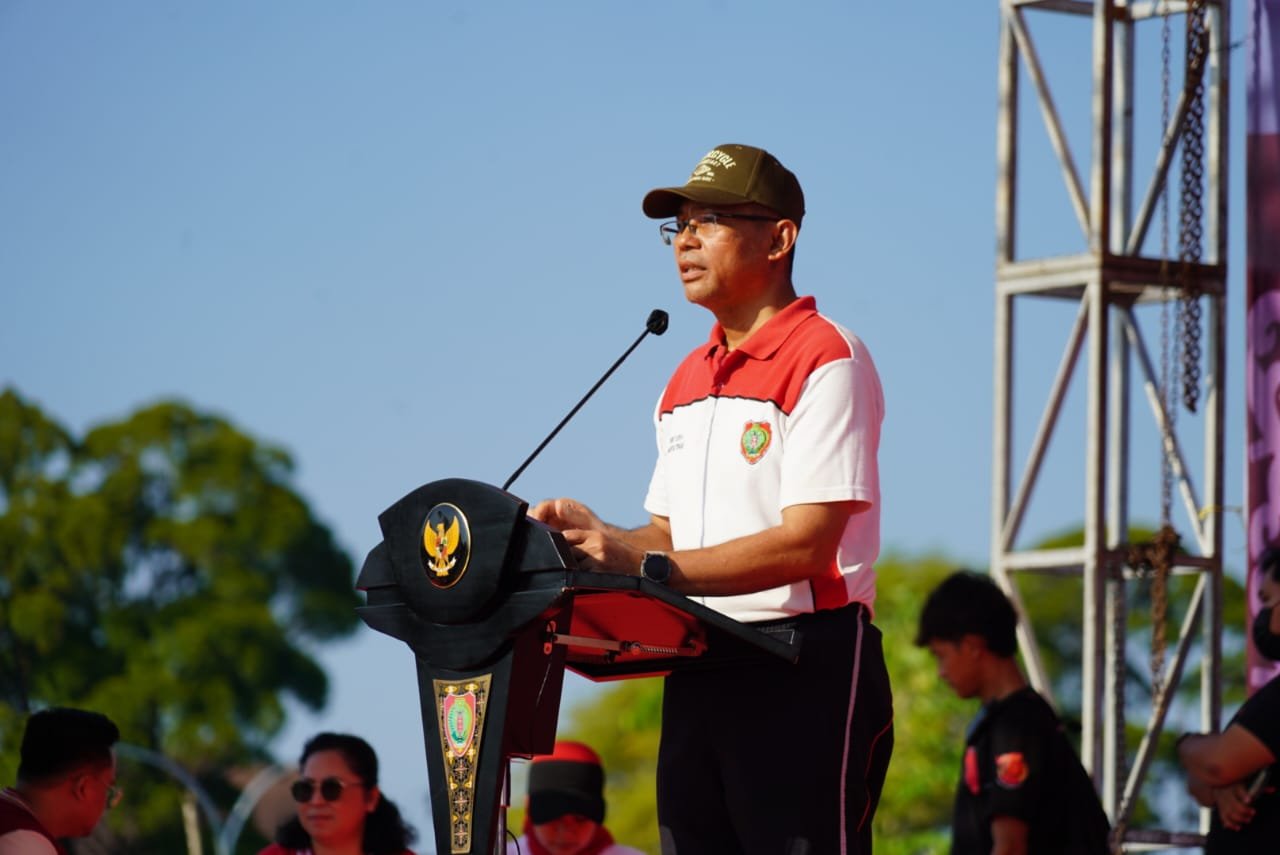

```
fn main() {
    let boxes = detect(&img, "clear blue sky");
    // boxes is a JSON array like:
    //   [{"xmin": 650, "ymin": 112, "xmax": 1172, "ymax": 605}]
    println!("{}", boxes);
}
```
[{"xmin": 0, "ymin": 2, "xmax": 1250, "ymax": 850}]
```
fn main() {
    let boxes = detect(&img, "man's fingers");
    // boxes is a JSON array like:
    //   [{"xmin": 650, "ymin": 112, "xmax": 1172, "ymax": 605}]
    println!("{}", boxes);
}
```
[
  {"xmin": 561, "ymin": 529, "xmax": 601, "ymax": 571},
  {"xmin": 528, "ymin": 498, "xmax": 600, "ymax": 533},
  {"xmin": 556, "ymin": 527, "xmax": 639, "ymax": 575}
]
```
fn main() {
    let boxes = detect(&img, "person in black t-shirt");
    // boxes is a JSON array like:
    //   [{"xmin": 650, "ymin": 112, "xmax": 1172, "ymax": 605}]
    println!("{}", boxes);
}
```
[
  {"xmin": 916, "ymin": 571, "xmax": 1111, "ymax": 855},
  {"xmin": 1178, "ymin": 547, "xmax": 1280, "ymax": 853}
]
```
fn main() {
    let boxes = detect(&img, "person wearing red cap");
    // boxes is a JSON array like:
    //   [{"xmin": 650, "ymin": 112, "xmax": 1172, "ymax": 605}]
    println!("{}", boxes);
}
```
[
  {"xmin": 505, "ymin": 742, "xmax": 644, "ymax": 855},
  {"xmin": 531, "ymin": 144, "xmax": 893, "ymax": 854}
]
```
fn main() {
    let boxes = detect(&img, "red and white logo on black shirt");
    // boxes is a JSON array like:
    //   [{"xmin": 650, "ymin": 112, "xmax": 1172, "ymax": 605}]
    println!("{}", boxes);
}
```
[
  {"xmin": 964, "ymin": 747, "xmax": 980, "ymax": 794},
  {"xmin": 995, "ymin": 752, "xmax": 1029, "ymax": 789}
]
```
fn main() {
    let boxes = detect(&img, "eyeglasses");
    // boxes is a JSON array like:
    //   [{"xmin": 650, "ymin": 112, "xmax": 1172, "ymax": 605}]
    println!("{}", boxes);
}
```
[
  {"xmin": 76, "ymin": 774, "xmax": 123, "ymax": 809},
  {"xmin": 290, "ymin": 776, "xmax": 364, "ymax": 803},
  {"xmin": 658, "ymin": 212, "xmax": 779, "ymax": 245}
]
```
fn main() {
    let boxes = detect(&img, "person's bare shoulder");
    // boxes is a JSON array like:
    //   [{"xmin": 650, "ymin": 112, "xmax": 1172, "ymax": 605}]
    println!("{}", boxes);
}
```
[{"xmin": 0, "ymin": 829, "xmax": 60, "ymax": 855}]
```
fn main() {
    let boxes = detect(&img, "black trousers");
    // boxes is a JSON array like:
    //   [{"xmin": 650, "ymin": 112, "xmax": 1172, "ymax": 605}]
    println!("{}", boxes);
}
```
[{"xmin": 657, "ymin": 603, "xmax": 894, "ymax": 855}]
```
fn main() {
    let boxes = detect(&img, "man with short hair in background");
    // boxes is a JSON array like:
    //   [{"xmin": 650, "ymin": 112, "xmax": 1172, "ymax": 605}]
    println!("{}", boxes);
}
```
[
  {"xmin": 916, "ymin": 571, "xmax": 1110, "ymax": 855},
  {"xmin": 0, "ymin": 707, "xmax": 121, "ymax": 855}
]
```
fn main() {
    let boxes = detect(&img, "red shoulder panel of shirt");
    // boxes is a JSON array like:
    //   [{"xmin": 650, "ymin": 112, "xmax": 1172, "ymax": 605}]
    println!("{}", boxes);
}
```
[{"xmin": 659, "ymin": 308, "xmax": 855, "ymax": 417}]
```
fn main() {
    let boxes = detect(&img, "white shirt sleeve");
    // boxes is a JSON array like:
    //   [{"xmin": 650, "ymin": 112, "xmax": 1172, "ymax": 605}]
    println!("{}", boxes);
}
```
[
  {"xmin": 0, "ymin": 830, "xmax": 60, "ymax": 855},
  {"xmin": 779, "ymin": 354, "xmax": 883, "ymax": 509}
]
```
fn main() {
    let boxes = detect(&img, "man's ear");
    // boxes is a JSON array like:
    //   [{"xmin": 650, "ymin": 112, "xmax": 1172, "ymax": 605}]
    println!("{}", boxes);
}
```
[
  {"xmin": 960, "ymin": 633, "xmax": 989, "ymax": 659},
  {"xmin": 69, "ymin": 774, "xmax": 92, "ymax": 803},
  {"xmin": 767, "ymin": 219, "xmax": 798, "ymax": 262}
]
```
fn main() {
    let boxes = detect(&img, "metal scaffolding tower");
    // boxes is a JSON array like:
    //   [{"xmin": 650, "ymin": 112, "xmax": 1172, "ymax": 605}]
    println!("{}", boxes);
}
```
[{"xmin": 991, "ymin": 0, "xmax": 1229, "ymax": 850}]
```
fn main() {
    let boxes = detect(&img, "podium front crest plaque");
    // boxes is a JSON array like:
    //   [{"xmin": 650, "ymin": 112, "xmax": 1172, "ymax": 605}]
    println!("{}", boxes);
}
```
[{"xmin": 434, "ymin": 675, "xmax": 490, "ymax": 853}]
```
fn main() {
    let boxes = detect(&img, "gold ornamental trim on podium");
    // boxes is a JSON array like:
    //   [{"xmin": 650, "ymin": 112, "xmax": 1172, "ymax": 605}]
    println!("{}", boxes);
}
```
[{"xmin": 434, "ymin": 674, "xmax": 491, "ymax": 853}]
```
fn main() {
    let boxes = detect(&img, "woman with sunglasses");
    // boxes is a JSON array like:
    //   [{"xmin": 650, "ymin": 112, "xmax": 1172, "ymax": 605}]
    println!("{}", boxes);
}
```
[{"xmin": 259, "ymin": 733, "xmax": 417, "ymax": 855}]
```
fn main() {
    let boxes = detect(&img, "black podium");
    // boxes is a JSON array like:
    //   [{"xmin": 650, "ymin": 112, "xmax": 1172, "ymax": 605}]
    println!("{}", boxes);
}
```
[{"xmin": 356, "ymin": 478, "xmax": 801, "ymax": 855}]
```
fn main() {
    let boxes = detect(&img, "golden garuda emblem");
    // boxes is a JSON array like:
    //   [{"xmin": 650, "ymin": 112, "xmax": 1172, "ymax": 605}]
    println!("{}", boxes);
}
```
[
  {"xmin": 420, "ymin": 502, "xmax": 471, "ymax": 589},
  {"xmin": 424, "ymin": 516, "xmax": 461, "ymax": 576}
]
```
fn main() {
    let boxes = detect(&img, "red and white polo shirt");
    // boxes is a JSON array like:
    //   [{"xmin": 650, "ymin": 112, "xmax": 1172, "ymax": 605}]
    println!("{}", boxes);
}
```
[{"xmin": 643, "ymin": 296, "xmax": 883, "ymax": 623}]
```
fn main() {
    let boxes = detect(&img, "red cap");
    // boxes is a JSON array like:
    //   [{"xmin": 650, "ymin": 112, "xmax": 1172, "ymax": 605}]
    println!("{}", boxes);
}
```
[{"xmin": 527, "ymin": 741, "xmax": 605, "ymax": 824}]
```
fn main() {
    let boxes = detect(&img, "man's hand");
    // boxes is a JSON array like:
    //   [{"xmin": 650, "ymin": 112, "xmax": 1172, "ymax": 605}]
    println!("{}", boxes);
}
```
[
  {"xmin": 528, "ymin": 498, "xmax": 658, "ymax": 575},
  {"xmin": 528, "ymin": 498, "xmax": 605, "ymax": 533},
  {"xmin": 1213, "ymin": 783, "xmax": 1257, "ymax": 831},
  {"xmin": 560, "ymin": 528, "xmax": 645, "ymax": 575},
  {"xmin": 531, "ymin": 499, "xmax": 860, "ymax": 595}
]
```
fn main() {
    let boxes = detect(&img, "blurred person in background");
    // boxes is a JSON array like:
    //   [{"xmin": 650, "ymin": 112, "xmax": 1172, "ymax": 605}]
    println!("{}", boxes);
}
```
[
  {"xmin": 0, "ymin": 707, "xmax": 121, "ymax": 855},
  {"xmin": 1177, "ymin": 547, "xmax": 1280, "ymax": 853},
  {"xmin": 916, "ymin": 571, "xmax": 1110, "ymax": 855},
  {"xmin": 259, "ymin": 732, "xmax": 416, "ymax": 855},
  {"xmin": 506, "ymin": 742, "xmax": 644, "ymax": 855}
]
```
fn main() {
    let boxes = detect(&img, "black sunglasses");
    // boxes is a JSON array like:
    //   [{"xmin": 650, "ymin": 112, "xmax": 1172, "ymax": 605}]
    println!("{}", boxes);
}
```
[{"xmin": 290, "ymin": 776, "xmax": 362, "ymax": 803}]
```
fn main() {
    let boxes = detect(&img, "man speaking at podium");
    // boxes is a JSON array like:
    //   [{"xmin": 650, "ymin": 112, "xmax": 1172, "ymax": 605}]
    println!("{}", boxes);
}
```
[{"xmin": 531, "ymin": 143, "xmax": 892, "ymax": 855}]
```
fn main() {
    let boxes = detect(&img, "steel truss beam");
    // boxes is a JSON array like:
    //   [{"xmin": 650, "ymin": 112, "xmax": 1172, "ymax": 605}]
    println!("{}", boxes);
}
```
[{"xmin": 991, "ymin": 0, "xmax": 1228, "ymax": 850}]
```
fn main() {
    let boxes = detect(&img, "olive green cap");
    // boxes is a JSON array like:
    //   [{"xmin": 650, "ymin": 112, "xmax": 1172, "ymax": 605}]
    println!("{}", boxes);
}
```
[{"xmin": 642, "ymin": 143, "xmax": 805, "ymax": 225}]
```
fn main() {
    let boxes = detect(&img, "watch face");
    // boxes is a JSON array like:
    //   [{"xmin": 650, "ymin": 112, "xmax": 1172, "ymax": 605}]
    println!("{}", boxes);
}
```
[{"xmin": 643, "ymin": 552, "xmax": 670, "ymax": 583}]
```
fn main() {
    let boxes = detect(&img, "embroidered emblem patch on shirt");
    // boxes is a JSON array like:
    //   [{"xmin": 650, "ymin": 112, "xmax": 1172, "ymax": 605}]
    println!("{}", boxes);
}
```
[
  {"xmin": 995, "ymin": 752, "xmax": 1029, "ymax": 789},
  {"xmin": 740, "ymin": 421, "xmax": 773, "ymax": 464},
  {"xmin": 964, "ymin": 746, "xmax": 980, "ymax": 794}
]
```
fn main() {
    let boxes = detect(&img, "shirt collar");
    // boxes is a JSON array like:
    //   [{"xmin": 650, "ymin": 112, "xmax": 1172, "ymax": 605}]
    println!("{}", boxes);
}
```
[
  {"xmin": 0, "ymin": 788, "xmax": 34, "ymax": 815},
  {"xmin": 704, "ymin": 295, "xmax": 818, "ymax": 362}
]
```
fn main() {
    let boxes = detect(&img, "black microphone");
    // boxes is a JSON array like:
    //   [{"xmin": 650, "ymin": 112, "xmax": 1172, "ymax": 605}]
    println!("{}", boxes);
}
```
[{"xmin": 502, "ymin": 309, "xmax": 669, "ymax": 491}]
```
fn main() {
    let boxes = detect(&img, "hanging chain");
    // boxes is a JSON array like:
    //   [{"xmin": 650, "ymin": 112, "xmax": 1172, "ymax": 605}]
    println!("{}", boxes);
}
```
[
  {"xmin": 1121, "ymin": 1, "xmax": 1179, "ymax": 707},
  {"xmin": 1115, "ymin": 8, "xmax": 1182, "ymax": 849},
  {"xmin": 1179, "ymin": 0, "xmax": 1209, "ymax": 414},
  {"xmin": 1137, "ymin": 0, "xmax": 1208, "ymax": 701},
  {"xmin": 1132, "ymin": 526, "xmax": 1179, "ymax": 694}
]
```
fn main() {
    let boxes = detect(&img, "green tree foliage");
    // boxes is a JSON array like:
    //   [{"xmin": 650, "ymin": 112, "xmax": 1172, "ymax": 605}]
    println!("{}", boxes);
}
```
[
  {"xmin": 558, "ymin": 678, "xmax": 664, "ymax": 851},
  {"xmin": 0, "ymin": 388, "xmax": 360, "ymax": 852},
  {"xmin": 869, "ymin": 554, "xmax": 973, "ymax": 855}
]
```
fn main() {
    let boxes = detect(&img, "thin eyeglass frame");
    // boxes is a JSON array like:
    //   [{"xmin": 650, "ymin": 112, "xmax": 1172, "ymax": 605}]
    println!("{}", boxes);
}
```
[{"xmin": 658, "ymin": 211, "xmax": 780, "ymax": 245}]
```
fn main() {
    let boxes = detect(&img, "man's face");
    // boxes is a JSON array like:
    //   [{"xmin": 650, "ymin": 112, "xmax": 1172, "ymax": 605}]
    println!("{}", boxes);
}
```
[
  {"xmin": 927, "ymin": 637, "xmax": 983, "ymax": 699},
  {"xmin": 531, "ymin": 813, "xmax": 600, "ymax": 855},
  {"xmin": 70, "ymin": 752, "xmax": 118, "ymax": 836},
  {"xmin": 671, "ymin": 202, "xmax": 778, "ymax": 313}
]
